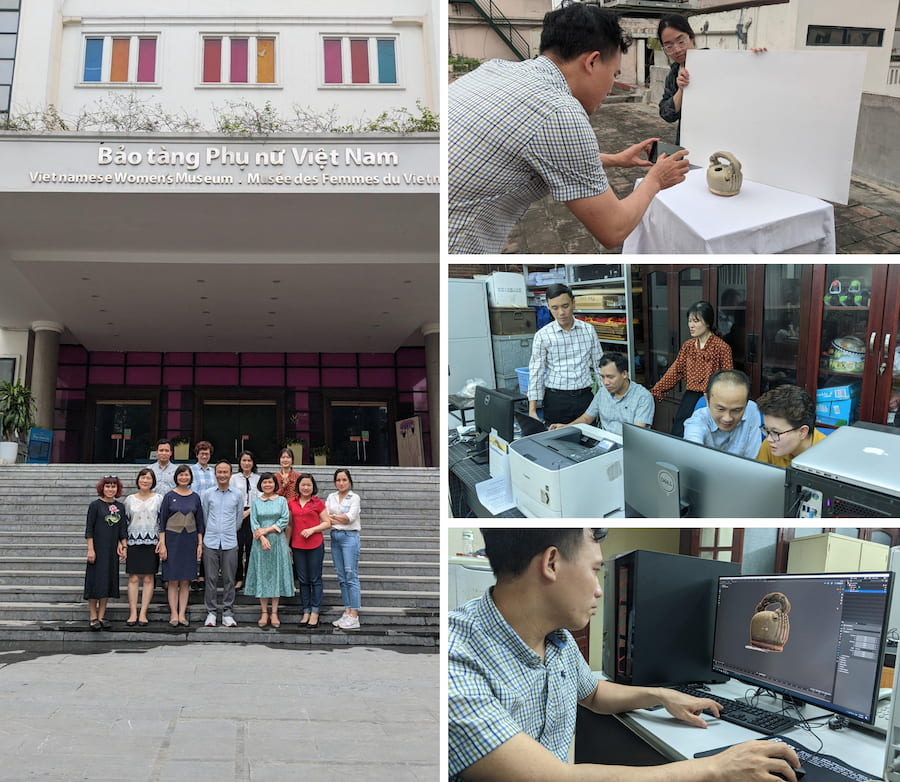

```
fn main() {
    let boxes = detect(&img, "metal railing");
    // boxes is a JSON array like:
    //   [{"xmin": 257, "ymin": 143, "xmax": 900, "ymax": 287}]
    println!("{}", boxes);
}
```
[{"xmin": 453, "ymin": 0, "xmax": 530, "ymax": 61}]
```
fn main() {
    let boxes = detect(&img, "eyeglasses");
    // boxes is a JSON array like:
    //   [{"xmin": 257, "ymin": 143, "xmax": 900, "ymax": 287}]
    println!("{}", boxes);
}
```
[
  {"xmin": 102, "ymin": 475, "xmax": 118, "ymax": 480},
  {"xmin": 662, "ymin": 35, "xmax": 691, "ymax": 53},
  {"xmin": 759, "ymin": 425, "xmax": 801, "ymax": 442}
]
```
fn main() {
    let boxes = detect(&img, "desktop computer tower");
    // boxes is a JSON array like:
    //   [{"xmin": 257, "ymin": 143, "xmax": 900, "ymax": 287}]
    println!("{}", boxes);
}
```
[{"xmin": 603, "ymin": 549, "xmax": 740, "ymax": 686}]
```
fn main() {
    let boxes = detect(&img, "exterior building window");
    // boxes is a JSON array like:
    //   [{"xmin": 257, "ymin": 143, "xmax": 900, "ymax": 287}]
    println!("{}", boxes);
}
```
[
  {"xmin": 202, "ymin": 36, "xmax": 276, "ymax": 84},
  {"xmin": 806, "ymin": 26, "xmax": 884, "ymax": 47},
  {"xmin": 82, "ymin": 35, "xmax": 157, "ymax": 84},
  {"xmin": 322, "ymin": 36, "xmax": 398, "ymax": 85},
  {"xmin": 0, "ymin": 1, "xmax": 19, "ymax": 113}
]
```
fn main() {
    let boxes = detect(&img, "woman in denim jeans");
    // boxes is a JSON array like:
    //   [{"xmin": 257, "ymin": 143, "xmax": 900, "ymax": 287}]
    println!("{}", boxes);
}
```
[{"xmin": 325, "ymin": 468, "xmax": 361, "ymax": 629}]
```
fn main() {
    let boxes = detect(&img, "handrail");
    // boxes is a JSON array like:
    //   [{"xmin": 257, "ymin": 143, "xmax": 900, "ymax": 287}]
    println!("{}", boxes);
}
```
[{"xmin": 454, "ymin": 0, "xmax": 530, "ymax": 61}]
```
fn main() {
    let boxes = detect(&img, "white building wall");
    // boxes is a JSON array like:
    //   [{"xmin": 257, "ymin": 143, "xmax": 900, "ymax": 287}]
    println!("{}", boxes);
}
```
[{"xmin": 12, "ymin": 0, "xmax": 439, "ymax": 127}]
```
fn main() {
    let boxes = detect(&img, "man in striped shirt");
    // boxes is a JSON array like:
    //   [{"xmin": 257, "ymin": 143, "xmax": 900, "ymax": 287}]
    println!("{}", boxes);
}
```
[{"xmin": 528, "ymin": 284, "xmax": 603, "ymax": 425}]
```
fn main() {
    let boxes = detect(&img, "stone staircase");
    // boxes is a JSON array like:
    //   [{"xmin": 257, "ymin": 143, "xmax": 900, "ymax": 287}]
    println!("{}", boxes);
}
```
[{"xmin": 0, "ymin": 464, "xmax": 439, "ymax": 650}]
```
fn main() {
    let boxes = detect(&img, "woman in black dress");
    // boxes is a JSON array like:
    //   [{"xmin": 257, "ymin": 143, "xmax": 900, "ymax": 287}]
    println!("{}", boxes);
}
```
[
  {"xmin": 84, "ymin": 475, "xmax": 127, "ymax": 630},
  {"xmin": 158, "ymin": 464, "xmax": 204, "ymax": 627}
]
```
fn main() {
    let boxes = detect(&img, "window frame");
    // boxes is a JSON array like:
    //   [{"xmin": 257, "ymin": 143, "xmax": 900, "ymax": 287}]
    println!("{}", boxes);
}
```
[
  {"xmin": 806, "ymin": 25, "xmax": 885, "ymax": 47},
  {"xmin": 78, "ymin": 33, "xmax": 160, "ymax": 87},
  {"xmin": 197, "ymin": 33, "xmax": 280, "ymax": 88},
  {"xmin": 319, "ymin": 33, "xmax": 401, "ymax": 88}
]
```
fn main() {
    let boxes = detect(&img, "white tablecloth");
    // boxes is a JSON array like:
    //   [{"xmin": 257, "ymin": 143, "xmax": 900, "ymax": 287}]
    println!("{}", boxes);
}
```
[{"xmin": 622, "ymin": 168, "xmax": 835, "ymax": 254}]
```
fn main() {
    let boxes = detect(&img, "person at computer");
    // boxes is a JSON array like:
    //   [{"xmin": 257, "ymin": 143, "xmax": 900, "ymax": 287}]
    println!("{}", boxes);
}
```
[
  {"xmin": 449, "ymin": 527, "xmax": 803, "ymax": 782},
  {"xmin": 527, "ymin": 283, "xmax": 603, "ymax": 426},
  {"xmin": 755, "ymin": 384, "xmax": 826, "ymax": 467},
  {"xmin": 547, "ymin": 352, "xmax": 654, "ymax": 435},
  {"xmin": 682, "ymin": 370, "xmax": 762, "ymax": 459}
]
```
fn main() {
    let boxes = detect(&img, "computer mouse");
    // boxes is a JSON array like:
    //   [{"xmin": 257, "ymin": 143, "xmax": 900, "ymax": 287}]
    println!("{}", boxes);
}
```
[{"xmin": 772, "ymin": 765, "xmax": 806, "ymax": 781}]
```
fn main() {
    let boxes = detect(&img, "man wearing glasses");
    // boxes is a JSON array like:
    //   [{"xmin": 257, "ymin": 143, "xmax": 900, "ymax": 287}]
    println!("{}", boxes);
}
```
[
  {"xmin": 682, "ymin": 370, "xmax": 762, "ymax": 459},
  {"xmin": 755, "ymin": 384, "xmax": 826, "ymax": 467}
]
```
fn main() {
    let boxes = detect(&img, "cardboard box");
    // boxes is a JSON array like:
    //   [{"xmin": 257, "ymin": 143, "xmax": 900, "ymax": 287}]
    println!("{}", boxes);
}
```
[
  {"xmin": 815, "ymin": 382, "xmax": 861, "ymax": 403},
  {"xmin": 488, "ymin": 307, "xmax": 536, "ymax": 335},
  {"xmin": 476, "ymin": 272, "xmax": 527, "ymax": 308}
]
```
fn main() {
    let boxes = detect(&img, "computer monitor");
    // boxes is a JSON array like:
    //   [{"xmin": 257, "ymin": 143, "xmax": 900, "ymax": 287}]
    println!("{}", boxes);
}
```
[
  {"xmin": 712, "ymin": 572, "xmax": 894, "ymax": 725},
  {"xmin": 473, "ymin": 385, "xmax": 524, "ymax": 443},
  {"xmin": 622, "ymin": 424, "xmax": 786, "ymax": 518}
]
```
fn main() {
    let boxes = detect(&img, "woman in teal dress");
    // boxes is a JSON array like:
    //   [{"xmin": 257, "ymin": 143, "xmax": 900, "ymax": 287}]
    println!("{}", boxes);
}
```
[{"xmin": 245, "ymin": 472, "xmax": 294, "ymax": 628}]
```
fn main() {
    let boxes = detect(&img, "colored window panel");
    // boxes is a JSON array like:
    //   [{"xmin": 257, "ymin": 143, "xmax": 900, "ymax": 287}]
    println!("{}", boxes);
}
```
[
  {"xmin": 162, "ymin": 367, "xmax": 193, "ymax": 385},
  {"xmin": 230, "ymin": 38, "xmax": 248, "ymax": 83},
  {"xmin": 110, "ymin": 38, "xmax": 130, "ymax": 82},
  {"xmin": 257, "ymin": 37, "xmax": 275, "ymax": 83},
  {"xmin": 89, "ymin": 366, "xmax": 124, "ymax": 385},
  {"xmin": 287, "ymin": 368, "xmax": 320, "ymax": 386},
  {"xmin": 398, "ymin": 368, "xmax": 427, "ymax": 391},
  {"xmin": 323, "ymin": 38, "xmax": 342, "ymax": 83},
  {"xmin": 350, "ymin": 39, "xmax": 370, "ymax": 84},
  {"xmin": 137, "ymin": 38, "xmax": 156, "ymax": 82},
  {"xmin": 196, "ymin": 367, "xmax": 238, "ymax": 385},
  {"xmin": 84, "ymin": 38, "xmax": 103, "ymax": 82},
  {"xmin": 243, "ymin": 353, "xmax": 282, "ymax": 366},
  {"xmin": 359, "ymin": 353, "xmax": 392, "ymax": 367},
  {"xmin": 241, "ymin": 367, "xmax": 285, "ymax": 386},
  {"xmin": 321, "ymin": 353, "xmax": 356, "ymax": 367},
  {"xmin": 57, "ymin": 365, "xmax": 87, "ymax": 388},
  {"xmin": 196, "ymin": 352, "xmax": 237, "ymax": 366},
  {"xmin": 203, "ymin": 38, "xmax": 222, "ymax": 83},
  {"xmin": 322, "ymin": 368, "xmax": 357, "ymax": 386},
  {"xmin": 377, "ymin": 39, "xmax": 397, "ymax": 84},
  {"xmin": 126, "ymin": 366, "xmax": 161, "ymax": 385},
  {"xmin": 129, "ymin": 351, "xmax": 162, "ymax": 364},
  {"xmin": 92, "ymin": 352, "xmax": 125, "ymax": 364},
  {"xmin": 360, "ymin": 368, "xmax": 395, "ymax": 387}
]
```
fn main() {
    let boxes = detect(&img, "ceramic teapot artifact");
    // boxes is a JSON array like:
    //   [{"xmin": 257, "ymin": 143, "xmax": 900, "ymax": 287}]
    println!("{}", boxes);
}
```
[{"xmin": 706, "ymin": 151, "xmax": 743, "ymax": 197}]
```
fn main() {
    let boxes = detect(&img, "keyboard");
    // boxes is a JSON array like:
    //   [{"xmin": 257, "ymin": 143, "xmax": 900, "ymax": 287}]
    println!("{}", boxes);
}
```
[{"xmin": 670, "ymin": 684, "xmax": 798, "ymax": 736}]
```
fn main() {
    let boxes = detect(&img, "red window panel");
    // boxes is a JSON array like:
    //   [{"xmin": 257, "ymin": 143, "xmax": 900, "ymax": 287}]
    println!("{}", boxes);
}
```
[
  {"xmin": 350, "ymin": 39, "xmax": 370, "ymax": 84},
  {"xmin": 203, "ymin": 38, "xmax": 222, "ymax": 83}
]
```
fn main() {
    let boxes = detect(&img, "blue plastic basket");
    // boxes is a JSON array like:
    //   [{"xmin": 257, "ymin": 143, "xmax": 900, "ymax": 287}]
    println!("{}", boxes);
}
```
[{"xmin": 515, "ymin": 367, "xmax": 529, "ymax": 395}]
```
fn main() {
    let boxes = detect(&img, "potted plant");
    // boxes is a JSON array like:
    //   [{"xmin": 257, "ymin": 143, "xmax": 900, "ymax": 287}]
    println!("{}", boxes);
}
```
[
  {"xmin": 170, "ymin": 435, "xmax": 191, "ymax": 461},
  {"xmin": 286, "ymin": 438, "xmax": 306, "ymax": 464},
  {"xmin": 0, "ymin": 380, "xmax": 36, "ymax": 464},
  {"xmin": 312, "ymin": 444, "xmax": 330, "ymax": 466}
]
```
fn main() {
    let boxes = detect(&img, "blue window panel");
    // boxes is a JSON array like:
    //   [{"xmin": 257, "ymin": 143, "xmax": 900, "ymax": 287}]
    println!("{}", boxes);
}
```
[
  {"xmin": 377, "ymin": 39, "xmax": 396, "ymax": 84},
  {"xmin": 84, "ymin": 38, "xmax": 103, "ymax": 82}
]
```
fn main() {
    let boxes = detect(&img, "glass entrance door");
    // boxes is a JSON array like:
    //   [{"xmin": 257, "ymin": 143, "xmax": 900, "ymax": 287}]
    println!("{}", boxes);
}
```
[
  {"xmin": 92, "ymin": 401, "xmax": 152, "ymax": 463},
  {"xmin": 329, "ymin": 401, "xmax": 390, "ymax": 466},
  {"xmin": 202, "ymin": 401, "xmax": 278, "ymax": 463}
]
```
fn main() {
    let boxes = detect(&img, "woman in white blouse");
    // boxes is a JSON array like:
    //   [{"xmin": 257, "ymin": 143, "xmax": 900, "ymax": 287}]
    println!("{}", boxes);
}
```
[
  {"xmin": 325, "ymin": 468, "xmax": 361, "ymax": 630},
  {"xmin": 123, "ymin": 468, "xmax": 163, "ymax": 626},
  {"xmin": 229, "ymin": 450, "xmax": 261, "ymax": 590}
]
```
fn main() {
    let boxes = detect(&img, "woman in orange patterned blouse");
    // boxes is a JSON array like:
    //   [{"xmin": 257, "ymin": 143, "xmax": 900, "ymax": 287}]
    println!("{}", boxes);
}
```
[
  {"xmin": 274, "ymin": 447, "xmax": 301, "ymax": 504},
  {"xmin": 650, "ymin": 300, "xmax": 733, "ymax": 437}
]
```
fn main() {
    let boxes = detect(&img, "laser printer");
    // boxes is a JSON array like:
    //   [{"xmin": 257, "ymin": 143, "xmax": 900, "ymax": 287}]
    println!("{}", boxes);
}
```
[{"xmin": 507, "ymin": 423, "xmax": 623, "ymax": 517}]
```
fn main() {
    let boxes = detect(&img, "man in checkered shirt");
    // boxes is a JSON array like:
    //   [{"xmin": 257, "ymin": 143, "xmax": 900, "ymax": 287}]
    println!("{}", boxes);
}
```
[
  {"xmin": 448, "ymin": 528, "xmax": 803, "ymax": 781},
  {"xmin": 448, "ymin": 3, "xmax": 690, "ymax": 255}
]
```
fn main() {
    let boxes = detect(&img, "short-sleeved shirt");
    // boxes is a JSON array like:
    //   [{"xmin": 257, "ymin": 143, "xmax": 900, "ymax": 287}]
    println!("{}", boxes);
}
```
[
  {"xmin": 757, "ymin": 428, "xmax": 827, "ymax": 467},
  {"xmin": 288, "ymin": 496, "xmax": 327, "ymax": 550},
  {"xmin": 683, "ymin": 400, "xmax": 763, "ymax": 459},
  {"xmin": 149, "ymin": 461, "xmax": 177, "ymax": 496},
  {"xmin": 449, "ymin": 56, "xmax": 609, "ymax": 254},
  {"xmin": 448, "ymin": 589, "xmax": 598, "ymax": 780},
  {"xmin": 584, "ymin": 381, "xmax": 655, "ymax": 434}
]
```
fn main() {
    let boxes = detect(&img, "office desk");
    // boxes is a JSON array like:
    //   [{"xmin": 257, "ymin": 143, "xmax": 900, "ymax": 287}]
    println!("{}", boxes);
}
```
[
  {"xmin": 622, "ymin": 169, "xmax": 835, "ymax": 254},
  {"xmin": 448, "ymin": 440, "xmax": 524, "ymax": 518},
  {"xmin": 576, "ymin": 678, "xmax": 884, "ymax": 779}
]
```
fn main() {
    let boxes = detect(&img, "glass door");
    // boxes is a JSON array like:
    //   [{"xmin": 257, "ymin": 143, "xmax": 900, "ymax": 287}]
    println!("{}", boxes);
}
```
[
  {"xmin": 201, "ymin": 401, "xmax": 278, "ymax": 463},
  {"xmin": 92, "ymin": 401, "xmax": 152, "ymax": 463},
  {"xmin": 759, "ymin": 265, "xmax": 804, "ymax": 393},
  {"xmin": 329, "ymin": 401, "xmax": 391, "ymax": 466},
  {"xmin": 874, "ymin": 265, "xmax": 900, "ymax": 427}
]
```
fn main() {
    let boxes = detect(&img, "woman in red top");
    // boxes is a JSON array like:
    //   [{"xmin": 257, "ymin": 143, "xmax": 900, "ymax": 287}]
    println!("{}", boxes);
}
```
[
  {"xmin": 650, "ymin": 300, "xmax": 733, "ymax": 437},
  {"xmin": 287, "ymin": 473, "xmax": 331, "ymax": 630},
  {"xmin": 274, "ymin": 447, "xmax": 301, "ymax": 504}
]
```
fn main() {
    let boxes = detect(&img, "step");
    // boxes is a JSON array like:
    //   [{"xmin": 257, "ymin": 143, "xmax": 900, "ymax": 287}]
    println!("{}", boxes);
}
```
[{"xmin": 0, "ymin": 556, "xmax": 438, "ymax": 573}]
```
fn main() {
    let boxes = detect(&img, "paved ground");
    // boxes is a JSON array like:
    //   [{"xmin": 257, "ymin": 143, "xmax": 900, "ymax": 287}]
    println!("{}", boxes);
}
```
[
  {"xmin": 502, "ymin": 100, "xmax": 900, "ymax": 254},
  {"xmin": 0, "ymin": 643, "xmax": 438, "ymax": 782}
]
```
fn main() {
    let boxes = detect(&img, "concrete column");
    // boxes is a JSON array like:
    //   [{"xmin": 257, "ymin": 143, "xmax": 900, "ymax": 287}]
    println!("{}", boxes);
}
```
[
  {"xmin": 30, "ymin": 321, "xmax": 63, "ymax": 431},
  {"xmin": 421, "ymin": 322, "xmax": 440, "ymax": 468}
]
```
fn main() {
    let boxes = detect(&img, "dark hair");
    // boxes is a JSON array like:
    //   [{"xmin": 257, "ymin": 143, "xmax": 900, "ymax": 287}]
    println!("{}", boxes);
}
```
[
  {"xmin": 95, "ymin": 475, "xmax": 123, "ymax": 497},
  {"xmin": 657, "ymin": 14, "xmax": 695, "ymax": 44},
  {"xmin": 174, "ymin": 463, "xmax": 193, "ymax": 485},
  {"xmin": 707, "ymin": 369, "xmax": 751, "ymax": 397},
  {"xmin": 194, "ymin": 440, "xmax": 213, "ymax": 456},
  {"xmin": 545, "ymin": 283, "xmax": 574, "ymax": 302},
  {"xmin": 278, "ymin": 447, "xmax": 295, "ymax": 464},
  {"xmin": 687, "ymin": 300, "xmax": 719, "ymax": 336},
  {"xmin": 540, "ymin": 3, "xmax": 630, "ymax": 62},
  {"xmin": 481, "ymin": 528, "xmax": 607, "ymax": 579},
  {"xmin": 294, "ymin": 472, "xmax": 319, "ymax": 496},
  {"xmin": 333, "ymin": 468, "xmax": 353, "ymax": 488},
  {"xmin": 237, "ymin": 450, "xmax": 257, "ymax": 474},
  {"xmin": 756, "ymin": 384, "xmax": 815, "ymax": 433},
  {"xmin": 214, "ymin": 458, "xmax": 232, "ymax": 472},
  {"xmin": 257, "ymin": 472, "xmax": 277, "ymax": 492},
  {"xmin": 135, "ymin": 467, "xmax": 156, "ymax": 490},
  {"xmin": 599, "ymin": 352, "xmax": 628, "ymax": 374},
  {"xmin": 156, "ymin": 438, "xmax": 172, "ymax": 449}
]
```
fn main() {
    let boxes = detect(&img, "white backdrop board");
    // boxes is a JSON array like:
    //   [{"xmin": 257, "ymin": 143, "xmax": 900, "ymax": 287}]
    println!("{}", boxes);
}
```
[{"xmin": 680, "ymin": 49, "xmax": 866, "ymax": 204}]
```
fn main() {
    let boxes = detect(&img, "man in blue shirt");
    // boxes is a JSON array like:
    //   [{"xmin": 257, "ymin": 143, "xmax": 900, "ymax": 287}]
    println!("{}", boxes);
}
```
[
  {"xmin": 683, "ymin": 370, "xmax": 762, "ymax": 459},
  {"xmin": 448, "ymin": 528, "xmax": 801, "ymax": 781},
  {"xmin": 200, "ymin": 459, "xmax": 243, "ymax": 627}
]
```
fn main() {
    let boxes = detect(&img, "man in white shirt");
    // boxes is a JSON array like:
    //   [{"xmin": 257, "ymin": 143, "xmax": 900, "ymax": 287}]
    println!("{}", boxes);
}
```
[{"xmin": 149, "ymin": 439, "xmax": 176, "ymax": 496}]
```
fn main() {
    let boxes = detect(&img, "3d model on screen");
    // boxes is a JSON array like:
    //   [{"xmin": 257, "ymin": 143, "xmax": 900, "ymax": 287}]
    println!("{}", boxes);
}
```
[{"xmin": 749, "ymin": 591, "xmax": 791, "ymax": 652}]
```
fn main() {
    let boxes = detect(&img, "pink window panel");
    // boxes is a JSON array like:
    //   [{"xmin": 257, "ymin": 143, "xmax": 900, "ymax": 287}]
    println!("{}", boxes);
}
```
[
  {"xmin": 287, "ymin": 353, "xmax": 318, "ymax": 366},
  {"xmin": 60, "ymin": 345, "xmax": 88, "ymax": 361},
  {"xmin": 413, "ymin": 391, "xmax": 429, "ymax": 412},
  {"xmin": 163, "ymin": 367, "xmax": 193, "ymax": 385},
  {"xmin": 292, "ymin": 392, "xmax": 309, "ymax": 409},
  {"xmin": 287, "ymin": 368, "xmax": 319, "ymax": 386},
  {"xmin": 322, "ymin": 368, "xmax": 357, "ymax": 386},
  {"xmin": 166, "ymin": 412, "xmax": 183, "ymax": 431},
  {"xmin": 350, "ymin": 39, "xmax": 370, "ymax": 84},
  {"xmin": 128, "ymin": 351, "xmax": 162, "ymax": 365},
  {"xmin": 291, "ymin": 413, "xmax": 310, "ymax": 429},
  {"xmin": 398, "ymin": 368, "xmax": 426, "ymax": 391},
  {"xmin": 397, "ymin": 347, "xmax": 425, "ymax": 366},
  {"xmin": 196, "ymin": 352, "xmax": 238, "ymax": 366},
  {"xmin": 196, "ymin": 367, "xmax": 239, "ymax": 385},
  {"xmin": 203, "ymin": 38, "xmax": 222, "ymax": 83},
  {"xmin": 320, "ymin": 353, "xmax": 355, "ymax": 367},
  {"xmin": 137, "ymin": 38, "xmax": 156, "ymax": 82},
  {"xmin": 359, "ymin": 353, "xmax": 392, "ymax": 367},
  {"xmin": 126, "ymin": 366, "xmax": 161, "ymax": 385},
  {"xmin": 230, "ymin": 38, "xmax": 248, "ymax": 83},
  {"xmin": 323, "ymin": 39, "xmax": 342, "ymax": 83},
  {"xmin": 92, "ymin": 351, "xmax": 125, "ymax": 364},
  {"xmin": 240, "ymin": 367, "xmax": 284, "ymax": 386},
  {"xmin": 167, "ymin": 391, "xmax": 182, "ymax": 408},
  {"xmin": 57, "ymin": 365, "xmax": 87, "ymax": 388},
  {"xmin": 360, "ymin": 368, "xmax": 395, "ymax": 387},
  {"xmin": 243, "ymin": 353, "xmax": 283, "ymax": 366},
  {"xmin": 89, "ymin": 366, "xmax": 125, "ymax": 384},
  {"xmin": 164, "ymin": 352, "xmax": 194, "ymax": 365}
]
